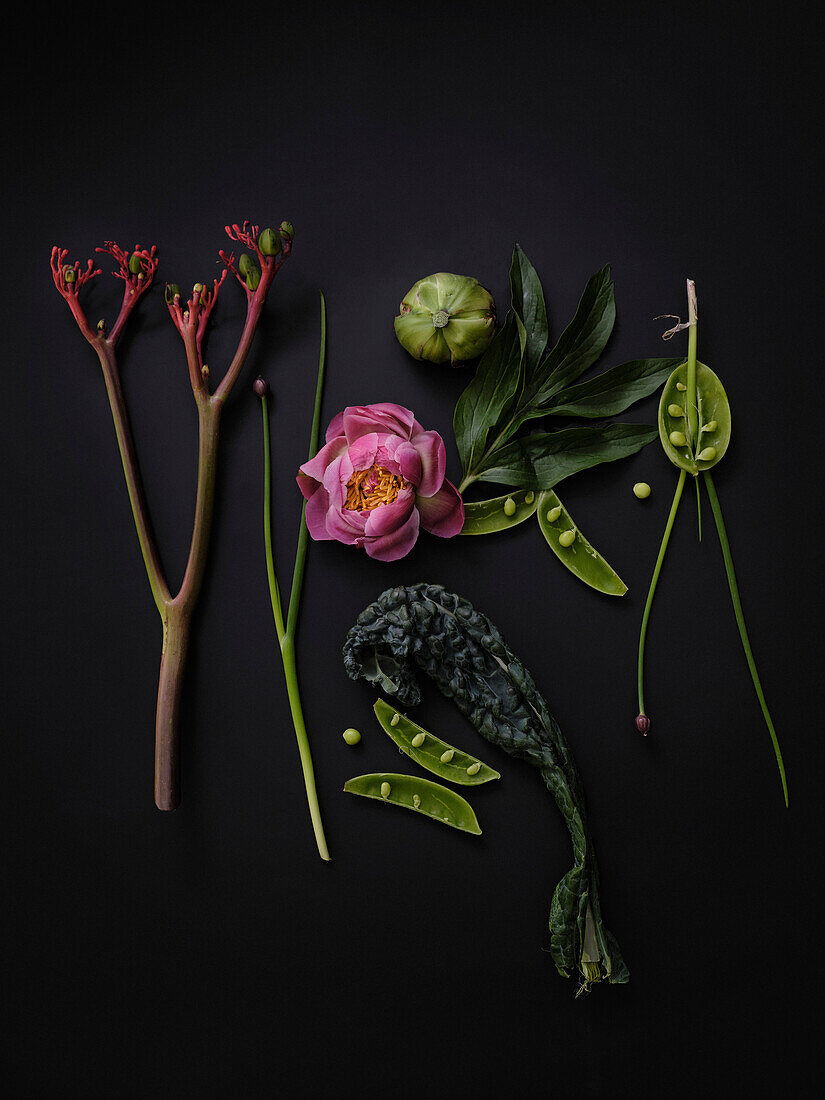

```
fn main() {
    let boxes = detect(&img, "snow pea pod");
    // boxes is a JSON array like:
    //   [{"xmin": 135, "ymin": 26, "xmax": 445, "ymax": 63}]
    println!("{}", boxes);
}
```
[
  {"xmin": 373, "ymin": 698, "xmax": 501, "ymax": 785},
  {"xmin": 658, "ymin": 360, "xmax": 731, "ymax": 475},
  {"xmin": 536, "ymin": 491, "xmax": 627, "ymax": 596},
  {"xmin": 343, "ymin": 772, "xmax": 482, "ymax": 835},
  {"xmin": 460, "ymin": 488, "xmax": 538, "ymax": 534}
]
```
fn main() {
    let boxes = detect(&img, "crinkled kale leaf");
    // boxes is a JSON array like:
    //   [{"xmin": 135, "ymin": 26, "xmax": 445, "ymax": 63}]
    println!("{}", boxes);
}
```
[{"xmin": 343, "ymin": 582, "xmax": 629, "ymax": 990}]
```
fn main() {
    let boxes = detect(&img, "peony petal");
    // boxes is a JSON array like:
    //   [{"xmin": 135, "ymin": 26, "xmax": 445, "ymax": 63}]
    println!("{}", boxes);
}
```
[
  {"xmin": 345, "ymin": 433, "xmax": 379, "ymax": 473},
  {"xmin": 363, "ymin": 488, "xmax": 415, "ymax": 537},
  {"xmin": 304, "ymin": 485, "xmax": 335, "ymax": 540},
  {"xmin": 324, "ymin": 410, "xmax": 346, "ymax": 443},
  {"xmin": 365, "ymin": 507, "xmax": 421, "ymax": 561},
  {"xmin": 343, "ymin": 403, "xmax": 417, "ymax": 443},
  {"xmin": 325, "ymin": 501, "xmax": 367, "ymax": 544},
  {"xmin": 395, "ymin": 441, "xmax": 422, "ymax": 487},
  {"xmin": 411, "ymin": 430, "xmax": 447, "ymax": 498},
  {"xmin": 299, "ymin": 434, "xmax": 350, "ymax": 485},
  {"xmin": 415, "ymin": 479, "xmax": 465, "ymax": 537},
  {"xmin": 296, "ymin": 472, "xmax": 318, "ymax": 502}
]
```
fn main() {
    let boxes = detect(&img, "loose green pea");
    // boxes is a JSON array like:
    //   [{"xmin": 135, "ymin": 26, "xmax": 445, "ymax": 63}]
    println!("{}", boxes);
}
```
[
  {"xmin": 372, "ymin": 699, "xmax": 500, "ymax": 785},
  {"xmin": 342, "ymin": 728, "xmax": 361, "ymax": 745},
  {"xmin": 546, "ymin": 505, "xmax": 562, "ymax": 522},
  {"xmin": 703, "ymin": 420, "xmax": 717, "ymax": 432},
  {"xmin": 697, "ymin": 446, "xmax": 717, "ymax": 461},
  {"xmin": 667, "ymin": 404, "xmax": 684, "ymax": 417},
  {"xmin": 558, "ymin": 529, "xmax": 576, "ymax": 548},
  {"xmin": 503, "ymin": 496, "xmax": 516, "ymax": 517},
  {"xmin": 633, "ymin": 482, "xmax": 652, "ymax": 499},
  {"xmin": 344, "ymin": 772, "xmax": 482, "ymax": 835},
  {"xmin": 669, "ymin": 430, "xmax": 687, "ymax": 447}
]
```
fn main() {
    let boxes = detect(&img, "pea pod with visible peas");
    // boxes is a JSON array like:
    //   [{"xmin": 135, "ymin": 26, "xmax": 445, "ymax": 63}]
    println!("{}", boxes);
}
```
[
  {"xmin": 460, "ymin": 488, "xmax": 538, "ymax": 534},
  {"xmin": 373, "ymin": 698, "xmax": 501, "ymax": 785},
  {"xmin": 343, "ymin": 772, "xmax": 482, "ymax": 835},
  {"xmin": 536, "ymin": 491, "xmax": 628, "ymax": 596},
  {"xmin": 636, "ymin": 280, "xmax": 787, "ymax": 807}
]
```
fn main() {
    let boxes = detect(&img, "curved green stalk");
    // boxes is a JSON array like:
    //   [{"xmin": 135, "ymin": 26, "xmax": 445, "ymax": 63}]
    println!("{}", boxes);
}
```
[
  {"xmin": 637, "ymin": 469, "xmax": 686, "ymax": 718},
  {"xmin": 260, "ymin": 292, "xmax": 331, "ymax": 860},
  {"xmin": 703, "ymin": 471, "xmax": 788, "ymax": 807},
  {"xmin": 686, "ymin": 279, "xmax": 699, "ymax": 447}
]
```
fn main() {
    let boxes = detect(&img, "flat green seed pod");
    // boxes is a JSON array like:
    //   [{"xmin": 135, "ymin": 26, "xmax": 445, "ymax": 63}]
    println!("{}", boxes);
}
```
[
  {"xmin": 536, "ymin": 491, "xmax": 627, "ymax": 596},
  {"xmin": 373, "ymin": 698, "xmax": 500, "ymax": 785},
  {"xmin": 460, "ymin": 489, "xmax": 539, "ymax": 535},
  {"xmin": 343, "ymin": 772, "xmax": 482, "ymax": 834},
  {"xmin": 658, "ymin": 360, "xmax": 731, "ymax": 474}
]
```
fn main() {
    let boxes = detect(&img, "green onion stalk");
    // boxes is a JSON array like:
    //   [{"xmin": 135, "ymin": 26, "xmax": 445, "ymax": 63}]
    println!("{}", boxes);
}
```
[
  {"xmin": 255, "ymin": 293, "xmax": 330, "ymax": 861},
  {"xmin": 50, "ymin": 222, "xmax": 293, "ymax": 810},
  {"xmin": 635, "ymin": 279, "xmax": 788, "ymax": 806}
]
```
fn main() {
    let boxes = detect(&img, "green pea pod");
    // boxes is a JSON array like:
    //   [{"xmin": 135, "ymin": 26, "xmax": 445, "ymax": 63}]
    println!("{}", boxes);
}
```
[
  {"xmin": 460, "ymin": 488, "xmax": 539, "ymax": 534},
  {"xmin": 536, "ymin": 491, "xmax": 628, "ymax": 596},
  {"xmin": 373, "ymin": 698, "xmax": 500, "ymax": 785},
  {"xmin": 658, "ymin": 360, "xmax": 731, "ymax": 474},
  {"xmin": 343, "ymin": 772, "xmax": 482, "ymax": 835}
]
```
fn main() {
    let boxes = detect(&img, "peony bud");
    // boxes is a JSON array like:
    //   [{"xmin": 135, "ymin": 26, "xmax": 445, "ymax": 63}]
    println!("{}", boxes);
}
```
[{"xmin": 394, "ymin": 272, "xmax": 496, "ymax": 366}]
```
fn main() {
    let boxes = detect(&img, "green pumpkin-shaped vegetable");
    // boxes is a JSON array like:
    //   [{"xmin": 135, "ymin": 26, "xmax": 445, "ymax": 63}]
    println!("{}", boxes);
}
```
[{"xmin": 394, "ymin": 272, "xmax": 496, "ymax": 366}]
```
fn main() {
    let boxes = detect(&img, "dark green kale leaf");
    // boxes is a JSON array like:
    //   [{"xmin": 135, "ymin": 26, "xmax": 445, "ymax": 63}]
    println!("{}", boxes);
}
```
[{"xmin": 343, "ymin": 583, "xmax": 629, "ymax": 990}]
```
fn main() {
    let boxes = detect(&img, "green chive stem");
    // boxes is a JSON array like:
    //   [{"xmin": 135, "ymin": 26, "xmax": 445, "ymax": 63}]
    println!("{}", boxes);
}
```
[{"xmin": 703, "ymin": 471, "xmax": 788, "ymax": 807}]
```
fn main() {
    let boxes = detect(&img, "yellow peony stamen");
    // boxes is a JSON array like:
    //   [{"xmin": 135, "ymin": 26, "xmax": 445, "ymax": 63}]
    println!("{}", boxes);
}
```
[{"xmin": 344, "ymin": 465, "xmax": 408, "ymax": 511}]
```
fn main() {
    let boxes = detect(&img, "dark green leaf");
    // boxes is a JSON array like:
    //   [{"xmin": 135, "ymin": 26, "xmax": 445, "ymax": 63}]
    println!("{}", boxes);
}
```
[
  {"xmin": 548, "ymin": 357, "xmax": 684, "ymax": 418},
  {"xmin": 510, "ymin": 243, "xmax": 549, "ymax": 372},
  {"xmin": 453, "ymin": 315, "xmax": 522, "ymax": 476},
  {"xmin": 474, "ymin": 422, "xmax": 658, "ymax": 490}
]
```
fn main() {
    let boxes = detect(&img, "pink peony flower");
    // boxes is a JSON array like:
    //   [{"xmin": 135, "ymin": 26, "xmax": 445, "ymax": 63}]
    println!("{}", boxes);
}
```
[{"xmin": 296, "ymin": 402, "xmax": 465, "ymax": 561}]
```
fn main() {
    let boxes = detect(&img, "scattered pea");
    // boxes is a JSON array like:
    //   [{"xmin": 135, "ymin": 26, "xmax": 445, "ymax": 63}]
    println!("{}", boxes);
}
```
[
  {"xmin": 697, "ymin": 446, "xmax": 717, "ymax": 461},
  {"xmin": 546, "ymin": 505, "xmax": 562, "ymax": 522},
  {"xmin": 380, "ymin": 781, "xmax": 391, "ymax": 798},
  {"xmin": 503, "ymin": 496, "xmax": 516, "ymax": 516},
  {"xmin": 342, "ymin": 728, "xmax": 361, "ymax": 745},
  {"xmin": 440, "ymin": 748, "xmax": 455, "ymax": 763},
  {"xmin": 411, "ymin": 731, "xmax": 425, "ymax": 748},
  {"xmin": 669, "ymin": 430, "xmax": 687, "ymax": 447},
  {"xmin": 633, "ymin": 482, "xmax": 652, "ymax": 499},
  {"xmin": 466, "ymin": 762, "xmax": 481, "ymax": 776},
  {"xmin": 390, "ymin": 712, "xmax": 400, "ymax": 726},
  {"xmin": 558, "ymin": 529, "xmax": 576, "ymax": 548},
  {"xmin": 667, "ymin": 404, "xmax": 684, "ymax": 417}
]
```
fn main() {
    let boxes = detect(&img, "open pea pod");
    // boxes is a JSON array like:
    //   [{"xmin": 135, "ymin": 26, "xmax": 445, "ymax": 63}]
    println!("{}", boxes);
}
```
[
  {"xmin": 373, "ymin": 698, "xmax": 500, "ymax": 785},
  {"xmin": 658, "ymin": 360, "xmax": 731, "ymax": 474},
  {"xmin": 536, "ymin": 491, "xmax": 627, "ymax": 596},
  {"xmin": 343, "ymin": 772, "xmax": 482, "ymax": 835},
  {"xmin": 460, "ymin": 488, "xmax": 539, "ymax": 534}
]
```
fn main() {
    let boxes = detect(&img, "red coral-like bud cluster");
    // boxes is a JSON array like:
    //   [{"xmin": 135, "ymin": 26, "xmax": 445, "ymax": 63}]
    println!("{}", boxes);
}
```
[{"xmin": 50, "ymin": 246, "xmax": 101, "ymax": 298}]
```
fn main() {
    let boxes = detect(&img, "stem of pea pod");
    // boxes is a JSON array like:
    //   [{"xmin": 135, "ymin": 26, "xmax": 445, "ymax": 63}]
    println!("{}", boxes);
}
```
[
  {"xmin": 257, "ymin": 292, "xmax": 330, "ymax": 861},
  {"xmin": 636, "ymin": 468, "xmax": 686, "ymax": 730},
  {"xmin": 703, "ymin": 471, "xmax": 789, "ymax": 807}
]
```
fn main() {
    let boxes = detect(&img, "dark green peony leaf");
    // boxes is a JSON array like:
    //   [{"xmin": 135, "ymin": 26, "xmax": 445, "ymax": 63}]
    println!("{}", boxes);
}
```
[
  {"xmin": 548, "ymin": 357, "xmax": 684, "ymax": 418},
  {"xmin": 510, "ymin": 243, "xmax": 549, "ymax": 373}
]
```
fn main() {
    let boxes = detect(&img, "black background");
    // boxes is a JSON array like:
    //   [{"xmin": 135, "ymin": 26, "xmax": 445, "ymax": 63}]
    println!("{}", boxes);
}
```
[{"xmin": 4, "ymin": 3, "xmax": 823, "ymax": 1096}]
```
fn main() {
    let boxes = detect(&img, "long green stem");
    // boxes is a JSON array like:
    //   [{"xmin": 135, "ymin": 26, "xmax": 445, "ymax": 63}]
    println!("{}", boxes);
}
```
[
  {"xmin": 686, "ymin": 279, "xmax": 699, "ymax": 447},
  {"xmin": 637, "ymin": 468, "xmax": 686, "ymax": 718},
  {"xmin": 261, "ymin": 293, "xmax": 331, "ymax": 861},
  {"xmin": 703, "ymin": 471, "xmax": 788, "ymax": 807}
]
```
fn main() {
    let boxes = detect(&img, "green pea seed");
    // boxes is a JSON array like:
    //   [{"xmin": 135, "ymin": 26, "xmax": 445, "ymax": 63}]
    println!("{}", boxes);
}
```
[
  {"xmin": 380, "ymin": 781, "xmax": 391, "ymax": 798},
  {"xmin": 413, "ymin": 794, "xmax": 421, "ymax": 809},
  {"xmin": 525, "ymin": 491, "xmax": 535, "ymax": 504},
  {"xmin": 546, "ymin": 505, "xmax": 562, "ymax": 522},
  {"xmin": 667, "ymin": 404, "xmax": 684, "ymax": 417},
  {"xmin": 633, "ymin": 482, "xmax": 652, "ymax": 499},
  {"xmin": 703, "ymin": 420, "xmax": 717, "ymax": 432},
  {"xmin": 676, "ymin": 381, "xmax": 687, "ymax": 391},
  {"xmin": 390, "ymin": 712, "xmax": 400, "ymax": 726},
  {"xmin": 466, "ymin": 762, "xmax": 481, "ymax": 776},
  {"xmin": 410, "ymin": 732, "xmax": 425, "ymax": 748},
  {"xmin": 440, "ymin": 749, "xmax": 455, "ymax": 763},
  {"xmin": 503, "ymin": 496, "xmax": 516, "ymax": 516},
  {"xmin": 669, "ymin": 430, "xmax": 687, "ymax": 447},
  {"xmin": 343, "ymin": 728, "xmax": 361, "ymax": 745},
  {"xmin": 697, "ymin": 446, "xmax": 717, "ymax": 461},
  {"xmin": 558, "ymin": 529, "xmax": 576, "ymax": 548}
]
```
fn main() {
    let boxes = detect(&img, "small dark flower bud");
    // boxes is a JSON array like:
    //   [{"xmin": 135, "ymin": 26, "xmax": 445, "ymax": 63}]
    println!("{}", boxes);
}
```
[
  {"xmin": 278, "ymin": 220, "xmax": 294, "ymax": 243},
  {"xmin": 165, "ymin": 283, "xmax": 181, "ymax": 304},
  {"xmin": 238, "ymin": 252, "xmax": 253, "ymax": 277},
  {"xmin": 259, "ymin": 227, "xmax": 281, "ymax": 256},
  {"xmin": 64, "ymin": 266, "xmax": 76, "ymax": 284},
  {"xmin": 128, "ymin": 252, "xmax": 143, "ymax": 275},
  {"xmin": 635, "ymin": 714, "xmax": 651, "ymax": 736},
  {"xmin": 246, "ymin": 266, "xmax": 261, "ymax": 291},
  {"xmin": 253, "ymin": 376, "xmax": 270, "ymax": 398}
]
